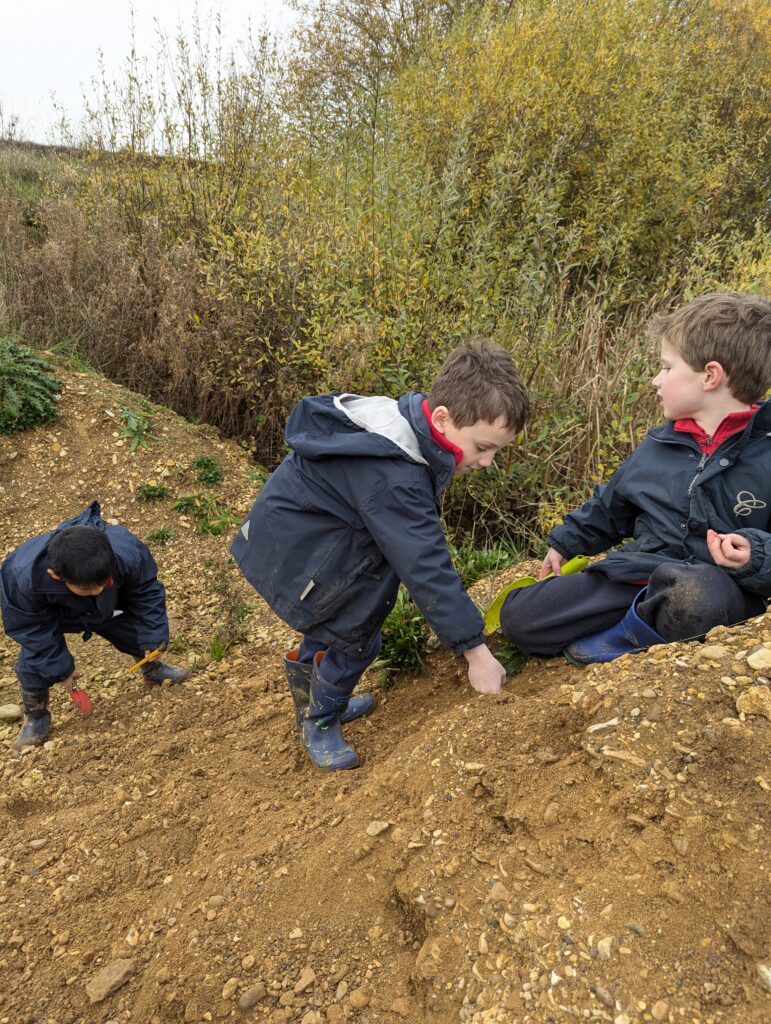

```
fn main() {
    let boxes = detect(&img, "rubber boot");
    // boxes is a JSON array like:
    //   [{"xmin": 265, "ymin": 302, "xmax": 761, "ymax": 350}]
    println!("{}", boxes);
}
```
[
  {"xmin": 284, "ymin": 650, "xmax": 376, "ymax": 730},
  {"xmin": 301, "ymin": 661, "xmax": 360, "ymax": 771},
  {"xmin": 13, "ymin": 688, "xmax": 52, "ymax": 750},
  {"xmin": 142, "ymin": 660, "xmax": 189, "ymax": 685},
  {"xmin": 564, "ymin": 589, "xmax": 665, "ymax": 665}
]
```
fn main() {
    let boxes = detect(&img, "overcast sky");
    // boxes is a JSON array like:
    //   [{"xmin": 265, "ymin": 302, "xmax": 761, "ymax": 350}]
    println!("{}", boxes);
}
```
[{"xmin": 0, "ymin": 1, "xmax": 297, "ymax": 143}]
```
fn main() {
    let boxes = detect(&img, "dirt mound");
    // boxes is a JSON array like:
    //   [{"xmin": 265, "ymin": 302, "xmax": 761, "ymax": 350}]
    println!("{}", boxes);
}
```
[{"xmin": 1, "ymin": 364, "xmax": 770, "ymax": 1024}]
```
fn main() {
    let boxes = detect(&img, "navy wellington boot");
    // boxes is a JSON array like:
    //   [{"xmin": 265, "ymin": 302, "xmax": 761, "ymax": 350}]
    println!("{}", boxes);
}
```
[
  {"xmin": 284, "ymin": 650, "xmax": 375, "ymax": 730},
  {"xmin": 13, "ymin": 688, "xmax": 52, "ymax": 750},
  {"xmin": 142, "ymin": 660, "xmax": 189, "ymax": 685},
  {"xmin": 301, "ymin": 662, "xmax": 360, "ymax": 771},
  {"xmin": 564, "ymin": 589, "xmax": 665, "ymax": 665}
]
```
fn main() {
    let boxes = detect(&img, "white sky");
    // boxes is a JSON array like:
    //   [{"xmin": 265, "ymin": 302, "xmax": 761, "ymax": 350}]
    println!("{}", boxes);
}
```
[{"xmin": 0, "ymin": 1, "xmax": 297, "ymax": 143}]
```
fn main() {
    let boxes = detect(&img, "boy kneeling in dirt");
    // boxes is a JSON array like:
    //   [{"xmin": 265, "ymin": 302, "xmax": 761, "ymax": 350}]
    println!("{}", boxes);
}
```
[
  {"xmin": 232, "ymin": 341, "xmax": 530, "ymax": 771},
  {"xmin": 1, "ymin": 501, "xmax": 188, "ymax": 749},
  {"xmin": 499, "ymin": 292, "xmax": 771, "ymax": 664}
]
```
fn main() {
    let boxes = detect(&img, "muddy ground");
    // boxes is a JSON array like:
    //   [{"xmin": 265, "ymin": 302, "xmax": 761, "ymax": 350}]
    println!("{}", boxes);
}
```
[{"xmin": 1, "ymin": 364, "xmax": 769, "ymax": 1024}]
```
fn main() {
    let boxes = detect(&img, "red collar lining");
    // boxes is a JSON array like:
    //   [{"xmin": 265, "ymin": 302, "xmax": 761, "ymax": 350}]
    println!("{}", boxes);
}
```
[
  {"xmin": 422, "ymin": 399, "xmax": 464, "ymax": 466},
  {"xmin": 673, "ymin": 406, "xmax": 758, "ymax": 454}
]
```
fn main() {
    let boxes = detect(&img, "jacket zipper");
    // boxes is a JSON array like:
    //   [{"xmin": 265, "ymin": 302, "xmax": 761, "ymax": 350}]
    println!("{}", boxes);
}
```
[{"xmin": 687, "ymin": 452, "xmax": 709, "ymax": 496}]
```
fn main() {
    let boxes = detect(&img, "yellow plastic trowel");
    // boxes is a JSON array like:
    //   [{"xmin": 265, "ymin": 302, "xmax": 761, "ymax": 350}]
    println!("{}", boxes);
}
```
[{"xmin": 483, "ymin": 554, "xmax": 588, "ymax": 634}]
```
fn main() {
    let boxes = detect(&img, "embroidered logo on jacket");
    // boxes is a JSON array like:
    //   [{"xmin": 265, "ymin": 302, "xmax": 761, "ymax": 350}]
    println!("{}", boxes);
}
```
[{"xmin": 733, "ymin": 491, "xmax": 767, "ymax": 517}]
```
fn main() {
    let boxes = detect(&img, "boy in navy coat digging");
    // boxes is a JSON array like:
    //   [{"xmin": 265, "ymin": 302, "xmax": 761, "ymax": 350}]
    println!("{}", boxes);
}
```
[
  {"xmin": 1, "ymin": 501, "xmax": 188, "ymax": 749},
  {"xmin": 232, "ymin": 340, "xmax": 530, "ymax": 771},
  {"xmin": 500, "ymin": 292, "xmax": 771, "ymax": 664}
]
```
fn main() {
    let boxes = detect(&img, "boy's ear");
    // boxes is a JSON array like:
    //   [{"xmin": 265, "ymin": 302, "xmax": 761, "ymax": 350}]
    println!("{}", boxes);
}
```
[
  {"xmin": 47, "ymin": 568, "xmax": 61, "ymax": 581},
  {"xmin": 430, "ymin": 405, "xmax": 451, "ymax": 434},
  {"xmin": 703, "ymin": 360, "xmax": 726, "ymax": 392}
]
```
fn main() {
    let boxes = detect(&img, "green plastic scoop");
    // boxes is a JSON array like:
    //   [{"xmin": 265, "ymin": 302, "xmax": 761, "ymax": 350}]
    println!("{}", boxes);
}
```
[{"xmin": 483, "ymin": 554, "xmax": 588, "ymax": 634}]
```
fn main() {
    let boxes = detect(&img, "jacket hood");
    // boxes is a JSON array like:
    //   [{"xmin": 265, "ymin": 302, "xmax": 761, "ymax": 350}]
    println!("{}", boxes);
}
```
[
  {"xmin": 285, "ymin": 392, "xmax": 456, "ymax": 487},
  {"xmin": 30, "ymin": 501, "xmax": 108, "ymax": 594}
]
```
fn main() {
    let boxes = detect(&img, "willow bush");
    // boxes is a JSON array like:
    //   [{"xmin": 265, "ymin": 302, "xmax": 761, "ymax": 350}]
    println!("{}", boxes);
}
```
[{"xmin": 0, "ymin": 0, "xmax": 768, "ymax": 543}]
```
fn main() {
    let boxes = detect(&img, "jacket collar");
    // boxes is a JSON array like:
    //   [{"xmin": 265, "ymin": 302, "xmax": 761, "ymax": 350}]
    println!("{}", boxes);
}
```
[{"xmin": 399, "ymin": 392, "xmax": 456, "ymax": 491}]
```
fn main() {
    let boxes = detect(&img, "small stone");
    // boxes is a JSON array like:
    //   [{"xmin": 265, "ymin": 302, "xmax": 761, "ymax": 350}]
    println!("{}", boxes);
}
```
[
  {"xmin": 487, "ymin": 881, "xmax": 509, "ymax": 903},
  {"xmin": 238, "ymin": 983, "xmax": 267, "ymax": 1010},
  {"xmin": 0, "ymin": 704, "xmax": 22, "ymax": 722},
  {"xmin": 347, "ymin": 988, "xmax": 369, "ymax": 1010},
  {"xmin": 241, "ymin": 954, "xmax": 255, "ymax": 970},
  {"xmin": 757, "ymin": 963, "xmax": 771, "ymax": 993},
  {"xmin": 747, "ymin": 647, "xmax": 771, "ymax": 672},
  {"xmin": 366, "ymin": 820, "xmax": 390, "ymax": 837},
  {"xmin": 595, "ymin": 986, "xmax": 615, "ymax": 1008},
  {"xmin": 289, "ymin": 927, "xmax": 303, "ymax": 939},
  {"xmin": 651, "ymin": 1000, "xmax": 670, "ymax": 1020},
  {"xmin": 85, "ymin": 959, "xmax": 136, "ymax": 1003},
  {"xmin": 300, "ymin": 1012, "xmax": 322, "ymax": 1024},
  {"xmin": 208, "ymin": 894, "xmax": 225, "ymax": 909},
  {"xmin": 29, "ymin": 838, "xmax": 47, "ymax": 850},
  {"xmin": 294, "ymin": 967, "xmax": 316, "ymax": 994},
  {"xmin": 222, "ymin": 977, "xmax": 238, "ymax": 1000},
  {"xmin": 326, "ymin": 1006, "xmax": 344, "ymax": 1024},
  {"xmin": 557, "ymin": 916, "xmax": 571, "ymax": 930},
  {"xmin": 543, "ymin": 801, "xmax": 560, "ymax": 825},
  {"xmin": 390, "ymin": 997, "xmax": 412, "ymax": 1018},
  {"xmin": 736, "ymin": 685, "xmax": 771, "ymax": 720},
  {"xmin": 597, "ymin": 937, "xmax": 614, "ymax": 961},
  {"xmin": 700, "ymin": 645, "xmax": 728, "ymax": 660}
]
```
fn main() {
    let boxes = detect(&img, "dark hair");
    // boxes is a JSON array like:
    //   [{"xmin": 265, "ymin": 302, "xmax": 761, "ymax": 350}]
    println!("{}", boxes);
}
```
[
  {"xmin": 427, "ymin": 338, "xmax": 530, "ymax": 431},
  {"xmin": 648, "ymin": 292, "xmax": 771, "ymax": 403},
  {"xmin": 47, "ymin": 527, "xmax": 116, "ymax": 586}
]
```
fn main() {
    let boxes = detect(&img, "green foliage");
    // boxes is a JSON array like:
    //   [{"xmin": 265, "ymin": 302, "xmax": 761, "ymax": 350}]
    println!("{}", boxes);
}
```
[
  {"xmin": 494, "ymin": 638, "xmax": 529, "ymax": 678},
  {"xmin": 137, "ymin": 483, "xmax": 170, "ymax": 502},
  {"xmin": 450, "ymin": 542, "xmax": 520, "ymax": 588},
  {"xmin": 207, "ymin": 633, "xmax": 230, "ymax": 661},
  {"xmin": 374, "ymin": 588, "xmax": 427, "ymax": 686},
  {"xmin": 0, "ymin": 337, "xmax": 61, "ymax": 435},
  {"xmin": 193, "ymin": 454, "xmax": 223, "ymax": 486},
  {"xmin": 119, "ymin": 406, "xmax": 155, "ymax": 451},
  {"xmin": 146, "ymin": 525, "xmax": 176, "ymax": 546},
  {"xmin": 172, "ymin": 494, "xmax": 240, "ymax": 536}
]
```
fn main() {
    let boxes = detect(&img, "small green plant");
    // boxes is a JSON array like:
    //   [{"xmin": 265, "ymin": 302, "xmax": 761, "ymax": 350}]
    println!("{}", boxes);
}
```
[
  {"xmin": 48, "ymin": 338, "xmax": 92, "ymax": 373},
  {"xmin": 0, "ymin": 337, "xmax": 61, "ymax": 434},
  {"xmin": 494, "ymin": 638, "xmax": 529, "ymax": 677},
  {"xmin": 374, "ymin": 588, "xmax": 427, "ymax": 686},
  {"xmin": 247, "ymin": 465, "xmax": 269, "ymax": 487},
  {"xmin": 146, "ymin": 525, "xmax": 176, "ymax": 546},
  {"xmin": 172, "ymin": 493, "xmax": 240, "ymax": 536},
  {"xmin": 207, "ymin": 633, "xmax": 231, "ymax": 661},
  {"xmin": 119, "ymin": 405, "xmax": 155, "ymax": 451},
  {"xmin": 449, "ymin": 542, "xmax": 521, "ymax": 588},
  {"xmin": 137, "ymin": 483, "xmax": 170, "ymax": 502},
  {"xmin": 193, "ymin": 454, "xmax": 223, "ymax": 485}
]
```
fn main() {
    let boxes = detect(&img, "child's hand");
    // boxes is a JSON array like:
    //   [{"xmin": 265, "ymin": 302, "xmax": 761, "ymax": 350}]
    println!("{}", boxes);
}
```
[
  {"xmin": 59, "ymin": 671, "xmax": 81, "ymax": 694},
  {"xmin": 463, "ymin": 644, "xmax": 506, "ymax": 694},
  {"xmin": 706, "ymin": 529, "xmax": 751, "ymax": 569},
  {"xmin": 539, "ymin": 548, "xmax": 566, "ymax": 579}
]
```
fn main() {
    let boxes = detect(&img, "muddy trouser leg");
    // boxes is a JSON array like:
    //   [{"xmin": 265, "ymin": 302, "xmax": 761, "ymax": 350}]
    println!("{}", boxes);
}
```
[
  {"xmin": 499, "ymin": 572, "xmax": 643, "ymax": 657},
  {"xmin": 297, "ymin": 635, "xmax": 328, "ymax": 665},
  {"xmin": 91, "ymin": 614, "xmax": 145, "ymax": 659},
  {"xmin": 636, "ymin": 563, "xmax": 766, "ymax": 642}
]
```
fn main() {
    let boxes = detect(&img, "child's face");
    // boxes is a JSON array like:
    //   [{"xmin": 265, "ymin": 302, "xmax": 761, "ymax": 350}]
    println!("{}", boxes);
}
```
[
  {"xmin": 46, "ymin": 568, "xmax": 110, "ymax": 596},
  {"xmin": 651, "ymin": 340, "xmax": 713, "ymax": 422},
  {"xmin": 432, "ymin": 409, "xmax": 517, "ymax": 474}
]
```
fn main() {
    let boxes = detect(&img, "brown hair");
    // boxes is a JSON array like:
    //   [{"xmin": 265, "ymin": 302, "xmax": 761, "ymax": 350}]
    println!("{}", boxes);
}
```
[
  {"xmin": 648, "ymin": 292, "xmax": 771, "ymax": 403},
  {"xmin": 427, "ymin": 338, "xmax": 530, "ymax": 431}
]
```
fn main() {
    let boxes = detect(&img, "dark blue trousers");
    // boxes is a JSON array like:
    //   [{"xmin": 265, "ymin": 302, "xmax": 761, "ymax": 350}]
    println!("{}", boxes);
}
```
[
  {"xmin": 500, "ymin": 562, "xmax": 765, "ymax": 657},
  {"xmin": 16, "ymin": 614, "xmax": 146, "ymax": 695},
  {"xmin": 298, "ymin": 634, "xmax": 381, "ymax": 696}
]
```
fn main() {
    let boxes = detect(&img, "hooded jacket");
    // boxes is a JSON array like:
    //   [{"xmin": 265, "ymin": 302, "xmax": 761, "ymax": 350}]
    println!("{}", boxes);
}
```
[
  {"xmin": 231, "ymin": 392, "xmax": 485, "ymax": 658},
  {"xmin": 548, "ymin": 401, "xmax": 771, "ymax": 598},
  {"xmin": 0, "ymin": 502, "xmax": 169, "ymax": 684}
]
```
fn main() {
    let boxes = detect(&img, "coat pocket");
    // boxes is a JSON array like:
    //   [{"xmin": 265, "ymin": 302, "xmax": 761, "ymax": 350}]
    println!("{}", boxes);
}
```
[{"xmin": 298, "ymin": 533, "xmax": 381, "ymax": 619}]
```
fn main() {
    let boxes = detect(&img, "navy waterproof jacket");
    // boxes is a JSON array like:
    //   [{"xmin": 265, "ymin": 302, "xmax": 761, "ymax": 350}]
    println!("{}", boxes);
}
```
[
  {"xmin": 0, "ymin": 502, "xmax": 169, "ymax": 684},
  {"xmin": 548, "ymin": 401, "xmax": 771, "ymax": 599},
  {"xmin": 231, "ymin": 392, "xmax": 485, "ymax": 658}
]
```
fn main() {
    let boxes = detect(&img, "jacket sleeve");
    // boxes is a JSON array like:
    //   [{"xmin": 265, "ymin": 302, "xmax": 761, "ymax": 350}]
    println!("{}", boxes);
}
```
[
  {"xmin": 726, "ymin": 528, "xmax": 771, "ymax": 598},
  {"xmin": 359, "ymin": 481, "xmax": 485, "ymax": 654},
  {"xmin": 548, "ymin": 461, "xmax": 639, "ymax": 558},
  {"xmin": 117, "ymin": 538, "xmax": 169, "ymax": 650},
  {"xmin": 0, "ymin": 568, "xmax": 75, "ymax": 684}
]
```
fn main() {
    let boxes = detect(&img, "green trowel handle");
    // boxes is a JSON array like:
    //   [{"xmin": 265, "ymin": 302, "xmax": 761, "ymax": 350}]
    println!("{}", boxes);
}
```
[{"xmin": 483, "ymin": 554, "xmax": 588, "ymax": 635}]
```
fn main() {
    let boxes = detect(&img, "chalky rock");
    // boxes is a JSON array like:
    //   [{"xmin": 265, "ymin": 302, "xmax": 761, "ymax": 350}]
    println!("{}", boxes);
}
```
[
  {"xmin": 0, "ymin": 704, "xmax": 22, "ymax": 723},
  {"xmin": 747, "ymin": 646, "xmax": 771, "ymax": 672},
  {"xmin": 736, "ymin": 685, "xmax": 771, "ymax": 721},
  {"xmin": 85, "ymin": 959, "xmax": 136, "ymax": 1003}
]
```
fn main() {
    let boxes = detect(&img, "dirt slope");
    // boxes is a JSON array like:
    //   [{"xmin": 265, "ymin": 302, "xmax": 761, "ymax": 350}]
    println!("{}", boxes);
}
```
[{"xmin": 1, "ymin": 364, "xmax": 769, "ymax": 1024}]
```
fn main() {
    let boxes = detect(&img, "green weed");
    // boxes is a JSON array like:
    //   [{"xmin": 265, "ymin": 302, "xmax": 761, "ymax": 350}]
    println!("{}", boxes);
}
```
[
  {"xmin": 193, "ymin": 454, "xmax": 223, "ymax": 485},
  {"xmin": 207, "ymin": 633, "xmax": 231, "ymax": 661},
  {"xmin": 172, "ymin": 493, "xmax": 240, "ymax": 536},
  {"xmin": 137, "ymin": 483, "xmax": 170, "ymax": 502},
  {"xmin": 374, "ymin": 588, "xmax": 427, "ymax": 687},
  {"xmin": 0, "ymin": 337, "xmax": 61, "ymax": 435},
  {"xmin": 146, "ymin": 525, "xmax": 176, "ymax": 546},
  {"xmin": 119, "ymin": 406, "xmax": 155, "ymax": 451}
]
